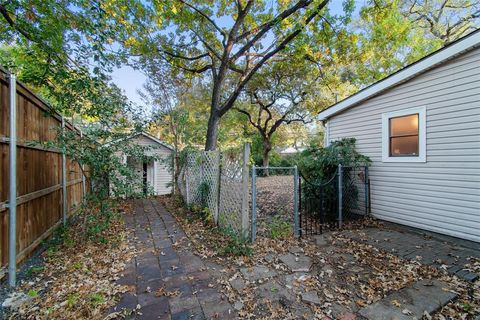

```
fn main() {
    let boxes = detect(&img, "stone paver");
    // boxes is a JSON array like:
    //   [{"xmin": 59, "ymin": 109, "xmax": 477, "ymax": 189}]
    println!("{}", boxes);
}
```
[
  {"xmin": 240, "ymin": 265, "xmax": 277, "ymax": 282},
  {"xmin": 301, "ymin": 291, "xmax": 321, "ymax": 305},
  {"xmin": 279, "ymin": 253, "xmax": 313, "ymax": 272},
  {"xmin": 358, "ymin": 279, "xmax": 458, "ymax": 320},
  {"xmin": 342, "ymin": 227, "xmax": 480, "ymax": 282},
  {"xmin": 111, "ymin": 199, "xmax": 236, "ymax": 319}
]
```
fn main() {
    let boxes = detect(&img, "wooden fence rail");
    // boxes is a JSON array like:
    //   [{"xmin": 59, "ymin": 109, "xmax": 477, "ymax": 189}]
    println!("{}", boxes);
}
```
[{"xmin": 0, "ymin": 67, "xmax": 88, "ymax": 284}]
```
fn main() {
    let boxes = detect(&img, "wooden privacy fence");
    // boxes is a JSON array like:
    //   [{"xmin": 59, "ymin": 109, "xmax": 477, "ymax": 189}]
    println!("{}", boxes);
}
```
[{"xmin": 0, "ymin": 67, "xmax": 88, "ymax": 284}]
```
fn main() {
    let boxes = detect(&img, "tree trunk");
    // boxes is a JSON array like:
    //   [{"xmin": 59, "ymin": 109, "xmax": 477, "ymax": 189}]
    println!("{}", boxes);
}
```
[
  {"xmin": 205, "ymin": 109, "xmax": 221, "ymax": 151},
  {"xmin": 262, "ymin": 139, "xmax": 272, "ymax": 176},
  {"xmin": 262, "ymin": 147, "xmax": 271, "ymax": 167}
]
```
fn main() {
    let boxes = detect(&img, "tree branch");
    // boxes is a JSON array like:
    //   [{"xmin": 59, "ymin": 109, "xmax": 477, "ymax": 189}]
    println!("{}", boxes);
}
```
[
  {"xmin": 176, "ymin": 0, "xmax": 227, "ymax": 40},
  {"xmin": 219, "ymin": 0, "xmax": 329, "ymax": 116},
  {"xmin": 163, "ymin": 50, "xmax": 210, "ymax": 61}
]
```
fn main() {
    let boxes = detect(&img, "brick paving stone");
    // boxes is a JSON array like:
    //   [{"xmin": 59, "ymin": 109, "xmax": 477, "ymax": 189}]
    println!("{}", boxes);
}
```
[
  {"xmin": 108, "ymin": 199, "xmax": 235, "ymax": 319},
  {"xmin": 195, "ymin": 288, "xmax": 223, "ymax": 304},
  {"xmin": 138, "ymin": 297, "xmax": 170, "ymax": 319},
  {"xmin": 342, "ymin": 226, "xmax": 480, "ymax": 282},
  {"xmin": 169, "ymin": 296, "xmax": 200, "ymax": 314},
  {"xmin": 358, "ymin": 279, "xmax": 457, "ymax": 320},
  {"xmin": 115, "ymin": 292, "xmax": 138, "ymax": 311},
  {"xmin": 171, "ymin": 307, "xmax": 205, "ymax": 320},
  {"xmin": 201, "ymin": 300, "xmax": 234, "ymax": 318},
  {"xmin": 137, "ymin": 277, "xmax": 165, "ymax": 293}
]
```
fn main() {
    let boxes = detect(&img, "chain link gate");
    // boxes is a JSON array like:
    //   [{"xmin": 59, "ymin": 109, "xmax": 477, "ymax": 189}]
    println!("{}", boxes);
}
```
[
  {"xmin": 299, "ymin": 165, "xmax": 370, "ymax": 236},
  {"xmin": 251, "ymin": 166, "xmax": 299, "ymax": 242}
]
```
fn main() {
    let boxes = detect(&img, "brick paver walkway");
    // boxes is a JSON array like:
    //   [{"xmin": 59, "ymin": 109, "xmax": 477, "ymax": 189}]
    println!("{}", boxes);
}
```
[
  {"xmin": 111, "ymin": 199, "xmax": 236, "ymax": 320},
  {"xmin": 341, "ymin": 225, "xmax": 480, "ymax": 282}
]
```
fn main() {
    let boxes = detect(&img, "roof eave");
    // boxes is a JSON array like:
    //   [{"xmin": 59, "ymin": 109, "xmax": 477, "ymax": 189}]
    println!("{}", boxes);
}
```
[{"xmin": 318, "ymin": 29, "xmax": 480, "ymax": 121}]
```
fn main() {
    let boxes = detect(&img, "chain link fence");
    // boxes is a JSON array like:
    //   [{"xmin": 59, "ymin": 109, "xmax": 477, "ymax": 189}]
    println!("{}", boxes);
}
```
[
  {"xmin": 251, "ymin": 167, "xmax": 299, "ymax": 241},
  {"xmin": 177, "ymin": 147, "xmax": 370, "ymax": 240}
]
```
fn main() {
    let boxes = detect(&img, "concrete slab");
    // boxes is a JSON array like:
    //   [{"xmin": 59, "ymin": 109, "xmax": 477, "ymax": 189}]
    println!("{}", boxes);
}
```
[{"xmin": 359, "ymin": 280, "xmax": 457, "ymax": 320}]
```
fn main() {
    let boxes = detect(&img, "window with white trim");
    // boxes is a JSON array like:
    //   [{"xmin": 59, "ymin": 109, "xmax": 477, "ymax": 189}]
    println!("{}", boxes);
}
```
[{"xmin": 382, "ymin": 106, "xmax": 426, "ymax": 162}]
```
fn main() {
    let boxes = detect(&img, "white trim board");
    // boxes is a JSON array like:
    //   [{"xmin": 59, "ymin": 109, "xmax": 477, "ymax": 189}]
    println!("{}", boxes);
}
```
[{"xmin": 318, "ymin": 29, "xmax": 480, "ymax": 120}]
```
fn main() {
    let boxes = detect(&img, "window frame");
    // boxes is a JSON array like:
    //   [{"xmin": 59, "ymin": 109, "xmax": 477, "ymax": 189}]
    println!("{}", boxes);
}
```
[{"xmin": 382, "ymin": 106, "xmax": 426, "ymax": 163}]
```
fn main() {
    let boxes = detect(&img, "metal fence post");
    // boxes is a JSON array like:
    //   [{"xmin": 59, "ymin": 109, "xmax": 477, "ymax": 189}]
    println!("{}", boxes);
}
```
[
  {"xmin": 240, "ymin": 143, "xmax": 250, "ymax": 238},
  {"xmin": 80, "ymin": 130, "xmax": 86, "ymax": 200},
  {"xmin": 8, "ymin": 74, "xmax": 17, "ymax": 287},
  {"xmin": 61, "ymin": 117, "xmax": 67, "ymax": 225},
  {"xmin": 338, "ymin": 164, "xmax": 343, "ymax": 228},
  {"xmin": 214, "ymin": 151, "xmax": 221, "ymax": 224},
  {"xmin": 251, "ymin": 165, "xmax": 257, "ymax": 242},
  {"xmin": 185, "ymin": 156, "xmax": 190, "ymax": 205},
  {"xmin": 364, "ymin": 166, "xmax": 369, "ymax": 215},
  {"xmin": 293, "ymin": 166, "xmax": 300, "ymax": 238}
]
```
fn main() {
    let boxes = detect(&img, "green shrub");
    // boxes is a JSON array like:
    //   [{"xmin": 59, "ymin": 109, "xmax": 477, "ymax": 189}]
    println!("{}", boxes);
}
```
[
  {"xmin": 267, "ymin": 216, "xmax": 291, "ymax": 239},
  {"xmin": 297, "ymin": 138, "xmax": 371, "ymax": 221},
  {"xmin": 220, "ymin": 225, "xmax": 253, "ymax": 256}
]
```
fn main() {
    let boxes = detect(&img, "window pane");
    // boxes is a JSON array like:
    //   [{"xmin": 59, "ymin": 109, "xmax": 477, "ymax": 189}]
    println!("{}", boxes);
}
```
[
  {"xmin": 390, "ymin": 114, "xmax": 419, "ymax": 136},
  {"xmin": 390, "ymin": 136, "xmax": 419, "ymax": 156}
]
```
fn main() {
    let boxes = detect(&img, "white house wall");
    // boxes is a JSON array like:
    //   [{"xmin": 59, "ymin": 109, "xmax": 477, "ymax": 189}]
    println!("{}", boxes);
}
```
[
  {"xmin": 128, "ymin": 135, "xmax": 173, "ymax": 195},
  {"xmin": 327, "ymin": 47, "xmax": 480, "ymax": 242}
]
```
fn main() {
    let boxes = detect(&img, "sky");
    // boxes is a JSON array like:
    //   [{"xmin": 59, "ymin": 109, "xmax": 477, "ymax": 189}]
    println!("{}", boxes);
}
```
[{"xmin": 110, "ymin": 1, "xmax": 364, "ymax": 107}]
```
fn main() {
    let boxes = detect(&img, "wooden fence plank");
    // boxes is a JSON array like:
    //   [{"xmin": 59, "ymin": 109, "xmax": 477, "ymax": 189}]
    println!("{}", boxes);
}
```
[{"xmin": 0, "ymin": 67, "xmax": 89, "ymax": 271}]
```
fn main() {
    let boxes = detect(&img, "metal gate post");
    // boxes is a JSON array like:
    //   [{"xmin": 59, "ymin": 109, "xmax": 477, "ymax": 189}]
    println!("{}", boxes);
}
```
[
  {"xmin": 185, "ymin": 156, "xmax": 190, "ymax": 205},
  {"xmin": 214, "ymin": 151, "xmax": 221, "ymax": 224},
  {"xmin": 364, "ymin": 166, "xmax": 369, "ymax": 215},
  {"xmin": 293, "ymin": 166, "xmax": 300, "ymax": 238},
  {"xmin": 298, "ymin": 174, "xmax": 302, "ymax": 237},
  {"xmin": 240, "ymin": 143, "xmax": 250, "ymax": 238},
  {"xmin": 338, "ymin": 164, "xmax": 343, "ymax": 228},
  {"xmin": 61, "ymin": 117, "xmax": 67, "ymax": 225},
  {"xmin": 8, "ymin": 74, "xmax": 17, "ymax": 287},
  {"xmin": 251, "ymin": 165, "xmax": 257, "ymax": 242},
  {"xmin": 80, "ymin": 130, "xmax": 86, "ymax": 200}
]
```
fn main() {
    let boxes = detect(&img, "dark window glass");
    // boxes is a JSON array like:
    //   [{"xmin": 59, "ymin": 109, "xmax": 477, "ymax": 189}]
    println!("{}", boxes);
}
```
[{"xmin": 389, "ymin": 114, "xmax": 419, "ymax": 156}]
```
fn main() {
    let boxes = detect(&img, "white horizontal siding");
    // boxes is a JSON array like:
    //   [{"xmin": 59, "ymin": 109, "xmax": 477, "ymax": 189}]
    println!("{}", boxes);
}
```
[
  {"xmin": 127, "ymin": 135, "xmax": 173, "ymax": 195},
  {"xmin": 155, "ymin": 160, "xmax": 172, "ymax": 195},
  {"xmin": 328, "ymin": 46, "xmax": 480, "ymax": 242}
]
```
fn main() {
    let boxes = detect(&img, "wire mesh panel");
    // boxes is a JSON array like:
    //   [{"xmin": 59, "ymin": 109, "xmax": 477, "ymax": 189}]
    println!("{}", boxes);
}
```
[
  {"xmin": 177, "ymin": 146, "xmax": 250, "ymax": 237},
  {"xmin": 218, "ymin": 152, "xmax": 246, "ymax": 233},
  {"xmin": 251, "ymin": 167, "xmax": 298, "ymax": 241},
  {"xmin": 185, "ymin": 151, "xmax": 220, "ymax": 217}
]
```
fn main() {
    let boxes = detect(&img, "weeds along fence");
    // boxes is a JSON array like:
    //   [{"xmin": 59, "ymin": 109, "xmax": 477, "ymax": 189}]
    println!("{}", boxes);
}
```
[
  {"xmin": 177, "ymin": 144, "xmax": 250, "ymax": 237},
  {"xmin": 0, "ymin": 69, "xmax": 88, "ymax": 285}
]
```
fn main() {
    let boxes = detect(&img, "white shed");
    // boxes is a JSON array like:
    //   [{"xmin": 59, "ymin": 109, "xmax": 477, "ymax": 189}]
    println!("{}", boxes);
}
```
[
  {"xmin": 120, "ymin": 132, "xmax": 174, "ymax": 196},
  {"xmin": 318, "ymin": 30, "xmax": 480, "ymax": 243}
]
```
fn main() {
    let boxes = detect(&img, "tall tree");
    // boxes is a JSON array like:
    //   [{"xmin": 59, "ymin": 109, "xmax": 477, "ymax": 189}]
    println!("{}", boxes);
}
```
[
  {"xmin": 119, "ymin": 0, "xmax": 336, "ymax": 150},
  {"xmin": 235, "ymin": 60, "xmax": 313, "ymax": 167},
  {"xmin": 402, "ymin": 0, "xmax": 480, "ymax": 44}
]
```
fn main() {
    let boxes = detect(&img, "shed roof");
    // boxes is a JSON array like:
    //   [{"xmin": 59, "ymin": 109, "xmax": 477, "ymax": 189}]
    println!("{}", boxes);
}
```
[
  {"xmin": 318, "ymin": 29, "xmax": 480, "ymax": 121},
  {"xmin": 131, "ymin": 132, "xmax": 174, "ymax": 151}
]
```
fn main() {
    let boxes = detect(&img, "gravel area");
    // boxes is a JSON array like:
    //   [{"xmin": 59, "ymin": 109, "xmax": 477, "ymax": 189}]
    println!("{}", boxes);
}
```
[{"xmin": 0, "ymin": 247, "xmax": 46, "ymax": 319}]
